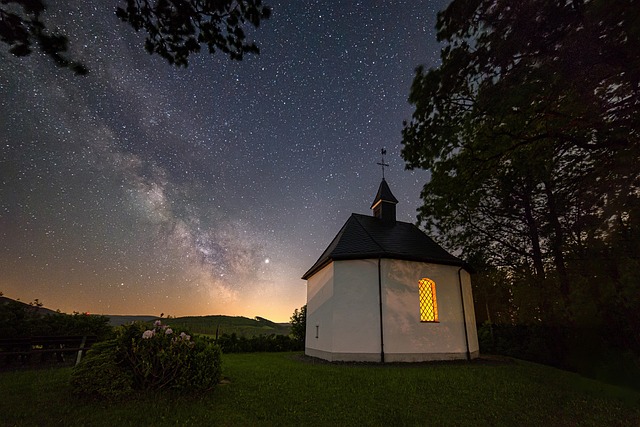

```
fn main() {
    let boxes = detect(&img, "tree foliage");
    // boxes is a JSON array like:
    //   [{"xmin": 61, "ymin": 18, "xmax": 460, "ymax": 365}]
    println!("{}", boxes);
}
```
[
  {"xmin": 402, "ymin": 0, "xmax": 640, "ymax": 372},
  {"xmin": 1, "ymin": 0, "xmax": 271, "ymax": 73},
  {"xmin": 289, "ymin": 304, "xmax": 306, "ymax": 347},
  {"xmin": 0, "ymin": 0, "xmax": 87, "ymax": 74},
  {"xmin": 115, "ymin": 0, "xmax": 271, "ymax": 66},
  {"xmin": 0, "ymin": 297, "xmax": 112, "ymax": 340}
]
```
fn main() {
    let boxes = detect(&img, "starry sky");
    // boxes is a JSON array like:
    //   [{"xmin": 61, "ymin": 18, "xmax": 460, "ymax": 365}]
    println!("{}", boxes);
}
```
[{"xmin": 1, "ymin": 0, "xmax": 447, "ymax": 321}]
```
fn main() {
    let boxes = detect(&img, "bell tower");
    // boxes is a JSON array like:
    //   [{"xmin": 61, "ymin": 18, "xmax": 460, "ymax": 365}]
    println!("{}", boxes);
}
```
[{"xmin": 371, "ymin": 149, "xmax": 398, "ymax": 224}]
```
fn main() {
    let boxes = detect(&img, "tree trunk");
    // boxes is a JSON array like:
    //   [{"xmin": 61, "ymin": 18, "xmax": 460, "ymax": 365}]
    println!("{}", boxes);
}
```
[
  {"xmin": 521, "ymin": 189, "xmax": 546, "ymax": 280},
  {"xmin": 543, "ymin": 180, "xmax": 571, "ymax": 304}
]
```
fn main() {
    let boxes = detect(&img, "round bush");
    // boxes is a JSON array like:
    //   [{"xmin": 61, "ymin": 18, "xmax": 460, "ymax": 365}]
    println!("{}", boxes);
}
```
[
  {"xmin": 70, "ymin": 340, "xmax": 134, "ymax": 400},
  {"xmin": 71, "ymin": 320, "xmax": 222, "ymax": 399}
]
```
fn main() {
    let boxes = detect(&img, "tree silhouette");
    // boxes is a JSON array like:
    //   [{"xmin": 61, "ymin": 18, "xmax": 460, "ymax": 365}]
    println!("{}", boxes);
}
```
[
  {"xmin": 401, "ymin": 0, "xmax": 640, "ymax": 375},
  {"xmin": 289, "ymin": 305, "xmax": 306, "ymax": 347},
  {"xmin": 1, "ymin": 0, "xmax": 271, "ymax": 74},
  {"xmin": 1, "ymin": 0, "xmax": 88, "ymax": 74}
]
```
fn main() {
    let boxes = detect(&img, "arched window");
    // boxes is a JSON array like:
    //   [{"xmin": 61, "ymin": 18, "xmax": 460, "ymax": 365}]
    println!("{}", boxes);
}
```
[{"xmin": 418, "ymin": 278, "xmax": 438, "ymax": 322}]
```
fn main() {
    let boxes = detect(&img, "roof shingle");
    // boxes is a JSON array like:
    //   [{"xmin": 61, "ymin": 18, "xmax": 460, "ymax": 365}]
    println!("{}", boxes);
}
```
[{"xmin": 301, "ymin": 213, "xmax": 470, "ymax": 279}]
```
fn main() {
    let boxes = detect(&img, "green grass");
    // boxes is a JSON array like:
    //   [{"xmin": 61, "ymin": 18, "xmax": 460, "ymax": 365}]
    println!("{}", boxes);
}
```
[{"xmin": 1, "ymin": 353, "xmax": 639, "ymax": 426}]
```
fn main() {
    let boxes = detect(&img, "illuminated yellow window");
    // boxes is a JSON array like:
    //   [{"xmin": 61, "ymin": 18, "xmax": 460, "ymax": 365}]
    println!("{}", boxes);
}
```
[{"xmin": 419, "ymin": 278, "xmax": 438, "ymax": 322}]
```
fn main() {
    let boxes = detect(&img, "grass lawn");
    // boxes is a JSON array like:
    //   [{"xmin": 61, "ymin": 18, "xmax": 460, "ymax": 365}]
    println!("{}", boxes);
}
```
[{"xmin": 1, "ymin": 352, "xmax": 639, "ymax": 426}]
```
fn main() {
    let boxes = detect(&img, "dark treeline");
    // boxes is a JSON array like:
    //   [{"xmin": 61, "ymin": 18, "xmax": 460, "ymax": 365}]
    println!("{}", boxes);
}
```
[
  {"xmin": 207, "ymin": 307, "xmax": 305, "ymax": 353},
  {"xmin": 0, "ymin": 298, "xmax": 112, "ymax": 341},
  {"xmin": 403, "ymin": 0, "xmax": 639, "ymax": 388},
  {"xmin": 216, "ymin": 332, "xmax": 302, "ymax": 353},
  {"xmin": 1, "ymin": 297, "xmax": 305, "ymax": 359}
]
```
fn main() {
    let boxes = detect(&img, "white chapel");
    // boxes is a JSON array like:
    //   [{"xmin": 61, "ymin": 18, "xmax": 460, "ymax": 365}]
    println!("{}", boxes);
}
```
[{"xmin": 302, "ymin": 178, "xmax": 479, "ymax": 362}]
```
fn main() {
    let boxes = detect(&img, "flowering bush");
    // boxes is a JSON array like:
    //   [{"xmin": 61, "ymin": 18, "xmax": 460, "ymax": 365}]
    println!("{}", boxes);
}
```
[
  {"xmin": 71, "ymin": 320, "xmax": 221, "ymax": 399},
  {"xmin": 70, "ymin": 340, "xmax": 134, "ymax": 400}
]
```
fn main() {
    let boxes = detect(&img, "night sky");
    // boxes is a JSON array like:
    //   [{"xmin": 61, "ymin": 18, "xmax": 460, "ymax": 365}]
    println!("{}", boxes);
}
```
[{"xmin": 1, "ymin": 0, "xmax": 447, "ymax": 321}]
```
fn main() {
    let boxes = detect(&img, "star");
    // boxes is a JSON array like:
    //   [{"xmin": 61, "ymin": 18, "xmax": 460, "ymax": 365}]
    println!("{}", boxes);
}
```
[{"xmin": 0, "ymin": 0, "xmax": 446, "ymax": 321}]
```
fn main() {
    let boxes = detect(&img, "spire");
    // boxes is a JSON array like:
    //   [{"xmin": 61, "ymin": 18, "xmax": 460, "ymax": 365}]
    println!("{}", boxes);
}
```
[
  {"xmin": 371, "ymin": 179, "xmax": 398, "ymax": 224},
  {"xmin": 370, "ymin": 148, "xmax": 398, "ymax": 223}
]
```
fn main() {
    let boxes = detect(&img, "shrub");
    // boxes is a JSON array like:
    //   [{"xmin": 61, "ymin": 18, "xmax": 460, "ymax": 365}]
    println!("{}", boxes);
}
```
[
  {"xmin": 70, "ymin": 340, "xmax": 134, "ymax": 400},
  {"xmin": 71, "ymin": 320, "xmax": 221, "ymax": 399},
  {"xmin": 174, "ymin": 338, "xmax": 222, "ymax": 391},
  {"xmin": 216, "ymin": 332, "xmax": 300, "ymax": 353}
]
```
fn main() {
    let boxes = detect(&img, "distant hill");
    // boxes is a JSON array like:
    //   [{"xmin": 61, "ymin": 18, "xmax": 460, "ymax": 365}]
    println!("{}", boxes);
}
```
[
  {"xmin": 0, "ymin": 297, "xmax": 157, "ymax": 325},
  {"xmin": 104, "ymin": 314, "xmax": 290, "ymax": 337},
  {"xmin": 105, "ymin": 315, "xmax": 159, "ymax": 326},
  {"xmin": 164, "ymin": 315, "xmax": 291, "ymax": 337},
  {"xmin": 0, "ymin": 296, "xmax": 58, "ymax": 316}
]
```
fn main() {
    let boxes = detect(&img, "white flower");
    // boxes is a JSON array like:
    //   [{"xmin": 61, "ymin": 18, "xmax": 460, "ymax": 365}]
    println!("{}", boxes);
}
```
[
  {"xmin": 154, "ymin": 320, "xmax": 162, "ymax": 327},
  {"xmin": 179, "ymin": 332, "xmax": 191, "ymax": 341},
  {"xmin": 142, "ymin": 330, "xmax": 155, "ymax": 339},
  {"xmin": 165, "ymin": 328, "xmax": 173, "ymax": 335}
]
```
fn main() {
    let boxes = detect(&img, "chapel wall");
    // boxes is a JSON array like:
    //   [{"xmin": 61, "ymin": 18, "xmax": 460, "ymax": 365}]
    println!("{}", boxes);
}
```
[
  {"xmin": 330, "ymin": 259, "xmax": 382, "ymax": 359},
  {"xmin": 381, "ymin": 259, "xmax": 476, "ymax": 358},
  {"xmin": 305, "ymin": 262, "xmax": 335, "ymax": 356}
]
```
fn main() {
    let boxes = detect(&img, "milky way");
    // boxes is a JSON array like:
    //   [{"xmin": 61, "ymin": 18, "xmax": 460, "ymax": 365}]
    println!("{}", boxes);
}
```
[{"xmin": 0, "ymin": 0, "xmax": 447, "ymax": 321}]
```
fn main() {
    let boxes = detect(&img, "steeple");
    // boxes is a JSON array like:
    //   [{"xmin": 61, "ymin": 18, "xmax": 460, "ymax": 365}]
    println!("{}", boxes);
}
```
[
  {"xmin": 370, "ymin": 148, "xmax": 398, "ymax": 223},
  {"xmin": 371, "ymin": 179, "xmax": 398, "ymax": 224}
]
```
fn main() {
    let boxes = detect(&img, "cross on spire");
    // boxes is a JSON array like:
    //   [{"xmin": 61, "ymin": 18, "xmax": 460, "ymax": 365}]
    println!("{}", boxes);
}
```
[{"xmin": 376, "ymin": 148, "xmax": 389, "ymax": 180}]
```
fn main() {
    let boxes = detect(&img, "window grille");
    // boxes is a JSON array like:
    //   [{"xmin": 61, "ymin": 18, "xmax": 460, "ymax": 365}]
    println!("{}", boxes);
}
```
[{"xmin": 419, "ymin": 278, "xmax": 438, "ymax": 322}]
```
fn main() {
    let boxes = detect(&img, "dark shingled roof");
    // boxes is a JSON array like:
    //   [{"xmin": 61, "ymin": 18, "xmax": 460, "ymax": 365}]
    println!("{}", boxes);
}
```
[{"xmin": 301, "ymin": 213, "xmax": 470, "ymax": 279}]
